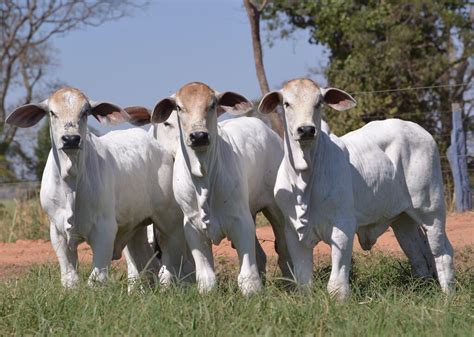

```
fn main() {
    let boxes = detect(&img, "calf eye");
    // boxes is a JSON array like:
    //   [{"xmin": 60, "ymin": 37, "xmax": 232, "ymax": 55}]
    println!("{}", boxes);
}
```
[
  {"xmin": 283, "ymin": 102, "xmax": 290, "ymax": 108},
  {"xmin": 176, "ymin": 105, "xmax": 182, "ymax": 112},
  {"xmin": 50, "ymin": 110, "xmax": 57, "ymax": 118},
  {"xmin": 164, "ymin": 122, "xmax": 171, "ymax": 127}
]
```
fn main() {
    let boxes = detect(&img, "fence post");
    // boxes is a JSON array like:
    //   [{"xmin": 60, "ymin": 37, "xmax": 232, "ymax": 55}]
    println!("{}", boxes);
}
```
[{"xmin": 447, "ymin": 103, "xmax": 472, "ymax": 212}]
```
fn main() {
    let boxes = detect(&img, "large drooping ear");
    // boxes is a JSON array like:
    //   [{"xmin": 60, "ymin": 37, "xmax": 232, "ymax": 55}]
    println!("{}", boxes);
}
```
[
  {"xmin": 89, "ymin": 101, "xmax": 126, "ymax": 125},
  {"xmin": 258, "ymin": 91, "xmax": 282, "ymax": 114},
  {"xmin": 6, "ymin": 101, "xmax": 48, "ymax": 128},
  {"xmin": 124, "ymin": 106, "xmax": 151, "ymax": 126},
  {"xmin": 151, "ymin": 97, "xmax": 176, "ymax": 124},
  {"xmin": 216, "ymin": 91, "xmax": 253, "ymax": 116},
  {"xmin": 320, "ymin": 88, "xmax": 356, "ymax": 111}
]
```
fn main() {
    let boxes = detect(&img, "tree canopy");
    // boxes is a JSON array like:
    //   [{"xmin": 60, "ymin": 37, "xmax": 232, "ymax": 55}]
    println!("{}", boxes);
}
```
[
  {"xmin": 0, "ymin": 0, "xmax": 144, "ymax": 182},
  {"xmin": 264, "ymin": 1, "xmax": 473, "ymax": 153}
]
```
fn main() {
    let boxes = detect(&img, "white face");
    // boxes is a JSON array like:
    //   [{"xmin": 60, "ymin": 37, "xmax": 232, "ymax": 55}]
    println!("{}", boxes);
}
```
[
  {"xmin": 47, "ymin": 88, "xmax": 90, "ymax": 152},
  {"xmin": 280, "ymin": 80, "xmax": 323, "ymax": 145},
  {"xmin": 258, "ymin": 78, "xmax": 357, "ymax": 149},
  {"xmin": 174, "ymin": 83, "xmax": 218, "ymax": 151},
  {"xmin": 152, "ymin": 82, "xmax": 253, "ymax": 154},
  {"xmin": 151, "ymin": 82, "xmax": 253, "ymax": 177},
  {"xmin": 7, "ymin": 87, "xmax": 126, "ymax": 156}
]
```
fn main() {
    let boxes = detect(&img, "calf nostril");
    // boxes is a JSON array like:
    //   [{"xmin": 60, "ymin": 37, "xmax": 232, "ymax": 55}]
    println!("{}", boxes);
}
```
[
  {"xmin": 61, "ymin": 135, "xmax": 81, "ymax": 148},
  {"xmin": 189, "ymin": 132, "xmax": 210, "ymax": 146},
  {"xmin": 297, "ymin": 126, "xmax": 316, "ymax": 137}
]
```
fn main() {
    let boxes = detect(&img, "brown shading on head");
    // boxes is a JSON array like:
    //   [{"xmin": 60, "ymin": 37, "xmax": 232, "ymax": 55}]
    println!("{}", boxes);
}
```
[
  {"xmin": 283, "ymin": 78, "xmax": 320, "ymax": 96},
  {"xmin": 176, "ymin": 82, "xmax": 215, "ymax": 116},
  {"xmin": 48, "ymin": 87, "xmax": 90, "ymax": 118}
]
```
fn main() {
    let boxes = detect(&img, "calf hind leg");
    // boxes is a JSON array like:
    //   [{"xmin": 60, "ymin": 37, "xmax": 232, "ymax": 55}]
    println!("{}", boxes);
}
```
[
  {"xmin": 391, "ymin": 213, "xmax": 436, "ymax": 279},
  {"xmin": 419, "ymin": 212, "xmax": 455, "ymax": 294},
  {"xmin": 262, "ymin": 206, "xmax": 293, "ymax": 279},
  {"xmin": 251, "ymin": 214, "xmax": 267, "ymax": 278},
  {"xmin": 124, "ymin": 227, "xmax": 161, "ymax": 292},
  {"xmin": 158, "ymin": 227, "xmax": 195, "ymax": 286},
  {"xmin": 255, "ymin": 236, "xmax": 267, "ymax": 280}
]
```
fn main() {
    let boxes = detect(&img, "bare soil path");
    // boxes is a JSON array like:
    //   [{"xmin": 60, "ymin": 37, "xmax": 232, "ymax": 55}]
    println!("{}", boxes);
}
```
[{"xmin": 0, "ymin": 212, "xmax": 472, "ymax": 280}]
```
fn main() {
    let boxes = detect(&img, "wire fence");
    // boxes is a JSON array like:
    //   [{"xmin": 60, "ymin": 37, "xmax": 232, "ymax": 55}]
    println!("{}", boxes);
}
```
[
  {"xmin": 349, "ymin": 82, "xmax": 471, "ymax": 95},
  {"xmin": 1, "ymin": 82, "xmax": 472, "ymax": 200},
  {"xmin": 356, "ymin": 110, "xmax": 471, "ymax": 121},
  {"xmin": 0, "ymin": 181, "xmax": 40, "ymax": 200}
]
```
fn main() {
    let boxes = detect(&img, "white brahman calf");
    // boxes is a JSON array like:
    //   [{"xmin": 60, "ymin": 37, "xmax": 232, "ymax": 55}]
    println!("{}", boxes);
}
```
[
  {"xmin": 6, "ymin": 87, "xmax": 188, "ymax": 289},
  {"xmin": 258, "ymin": 78, "xmax": 454, "ymax": 299},
  {"xmin": 140, "ymin": 82, "xmax": 290, "ymax": 295},
  {"xmin": 124, "ymin": 105, "xmax": 293, "ymax": 282}
]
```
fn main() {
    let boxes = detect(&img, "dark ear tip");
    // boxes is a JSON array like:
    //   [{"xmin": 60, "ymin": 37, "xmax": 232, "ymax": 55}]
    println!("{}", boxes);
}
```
[
  {"xmin": 151, "ymin": 98, "xmax": 175, "ymax": 124},
  {"xmin": 258, "ymin": 91, "xmax": 281, "ymax": 114},
  {"xmin": 123, "ymin": 106, "xmax": 151, "ymax": 126},
  {"xmin": 322, "ymin": 88, "xmax": 357, "ymax": 111},
  {"xmin": 5, "ymin": 104, "xmax": 47, "ymax": 128},
  {"xmin": 238, "ymin": 101, "xmax": 254, "ymax": 112}
]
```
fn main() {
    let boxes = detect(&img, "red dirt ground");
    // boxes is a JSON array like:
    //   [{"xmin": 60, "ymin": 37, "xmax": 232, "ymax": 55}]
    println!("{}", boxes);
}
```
[{"xmin": 0, "ymin": 212, "xmax": 472, "ymax": 280}]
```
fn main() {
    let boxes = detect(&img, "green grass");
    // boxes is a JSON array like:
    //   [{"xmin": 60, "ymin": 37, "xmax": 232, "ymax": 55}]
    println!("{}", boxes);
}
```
[
  {"xmin": 1, "ymin": 249, "xmax": 472, "ymax": 336},
  {"xmin": 0, "ymin": 196, "xmax": 49, "ymax": 242}
]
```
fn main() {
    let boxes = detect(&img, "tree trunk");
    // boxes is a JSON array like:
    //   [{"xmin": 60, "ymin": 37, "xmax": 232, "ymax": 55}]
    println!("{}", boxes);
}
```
[{"xmin": 243, "ymin": 0, "xmax": 284, "ymax": 138}]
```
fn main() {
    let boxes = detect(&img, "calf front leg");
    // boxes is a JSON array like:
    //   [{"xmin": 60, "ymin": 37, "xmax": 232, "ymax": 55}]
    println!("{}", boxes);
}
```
[
  {"xmin": 327, "ymin": 223, "xmax": 355, "ymax": 301},
  {"xmin": 229, "ymin": 213, "xmax": 262, "ymax": 296},
  {"xmin": 124, "ymin": 227, "xmax": 161, "ymax": 292},
  {"xmin": 184, "ymin": 219, "xmax": 216, "ymax": 293},
  {"xmin": 284, "ymin": 223, "xmax": 313, "ymax": 289},
  {"xmin": 50, "ymin": 222, "xmax": 79, "ymax": 288},
  {"xmin": 88, "ymin": 223, "xmax": 117, "ymax": 286},
  {"xmin": 158, "ymin": 226, "xmax": 195, "ymax": 286}
]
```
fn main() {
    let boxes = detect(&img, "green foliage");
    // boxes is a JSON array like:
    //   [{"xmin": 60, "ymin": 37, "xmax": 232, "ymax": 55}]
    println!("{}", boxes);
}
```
[
  {"xmin": 264, "ymin": 1, "xmax": 472, "ymax": 153},
  {"xmin": 0, "ymin": 250, "xmax": 472, "ymax": 336}
]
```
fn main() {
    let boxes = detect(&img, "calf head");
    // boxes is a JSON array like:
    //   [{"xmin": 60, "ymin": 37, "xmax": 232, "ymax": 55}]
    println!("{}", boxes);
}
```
[
  {"xmin": 7, "ymin": 87, "xmax": 126, "ymax": 176},
  {"xmin": 155, "ymin": 111, "xmax": 180, "ymax": 157},
  {"xmin": 151, "ymin": 82, "xmax": 253, "ymax": 176},
  {"xmin": 122, "ymin": 106, "xmax": 180, "ymax": 157},
  {"xmin": 258, "ymin": 78, "xmax": 356, "ymax": 170}
]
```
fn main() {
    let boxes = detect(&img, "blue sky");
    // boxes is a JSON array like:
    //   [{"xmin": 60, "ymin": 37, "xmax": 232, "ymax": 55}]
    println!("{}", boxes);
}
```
[
  {"xmin": 37, "ymin": 0, "xmax": 326, "ymax": 132},
  {"xmin": 9, "ymin": 0, "xmax": 328, "ymax": 178}
]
